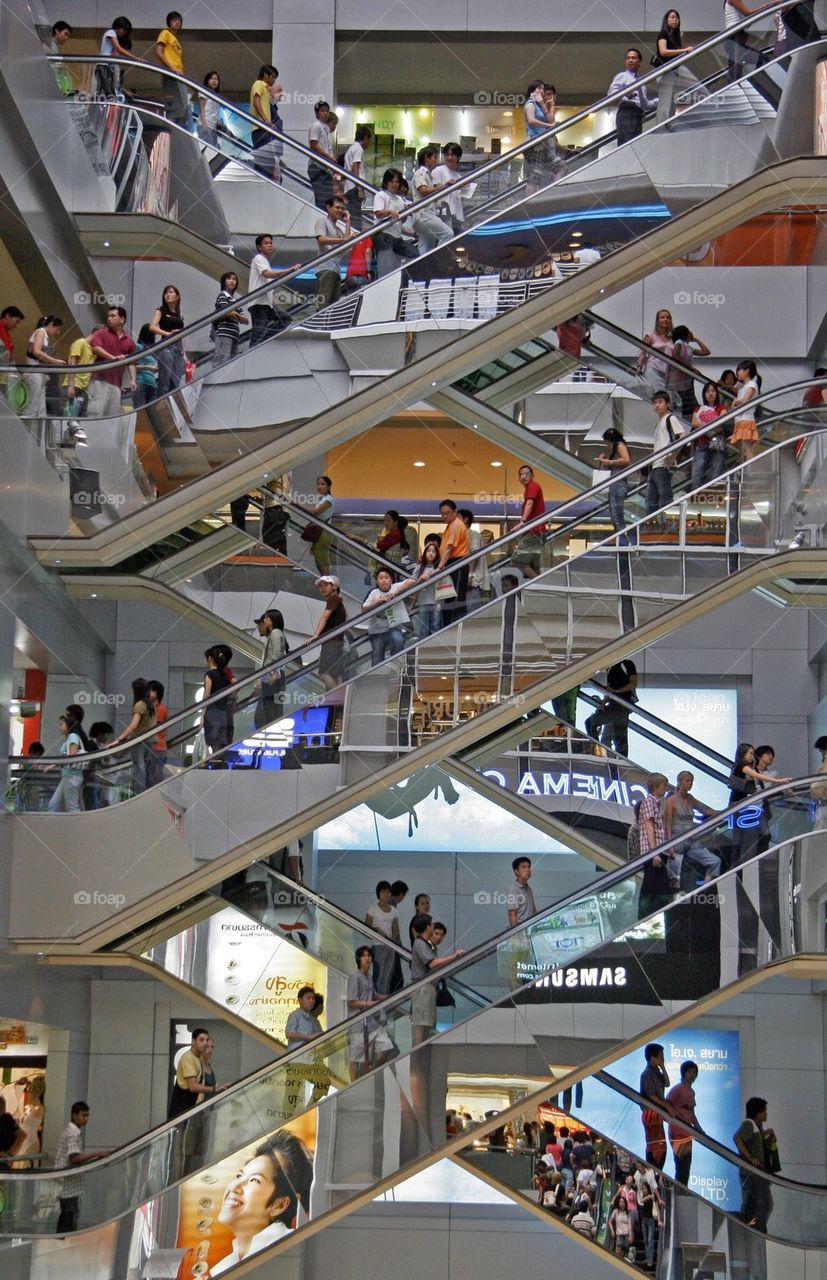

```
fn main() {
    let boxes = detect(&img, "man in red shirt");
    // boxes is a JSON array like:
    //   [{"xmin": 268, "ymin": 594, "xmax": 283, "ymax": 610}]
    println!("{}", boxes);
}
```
[
  {"xmin": 0, "ymin": 305, "xmax": 25, "ymax": 397},
  {"xmin": 89, "ymin": 305, "xmax": 136, "ymax": 417},
  {"xmin": 666, "ymin": 1059, "xmax": 702, "ymax": 1185},
  {"xmin": 514, "ymin": 464, "xmax": 546, "ymax": 579}
]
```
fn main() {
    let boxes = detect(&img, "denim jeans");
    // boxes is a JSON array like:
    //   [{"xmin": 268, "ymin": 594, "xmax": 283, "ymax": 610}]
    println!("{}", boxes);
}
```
[
  {"xmin": 705, "ymin": 444, "xmax": 727, "ymax": 482},
  {"xmin": 641, "ymin": 1216, "xmax": 655, "ymax": 1266},
  {"xmin": 415, "ymin": 605, "xmax": 440, "ymax": 638},
  {"xmin": 691, "ymin": 446, "xmax": 709, "ymax": 491},
  {"xmin": 370, "ymin": 628, "xmax": 404, "ymax": 665},
  {"xmin": 157, "ymin": 344, "xmax": 184, "ymax": 396},
  {"xmin": 608, "ymin": 478, "xmax": 628, "ymax": 532},
  {"xmin": 412, "ymin": 208, "xmax": 453, "ymax": 253},
  {"xmin": 646, "ymin": 466, "xmax": 673, "ymax": 515},
  {"xmin": 48, "ymin": 772, "xmax": 83, "ymax": 812}
]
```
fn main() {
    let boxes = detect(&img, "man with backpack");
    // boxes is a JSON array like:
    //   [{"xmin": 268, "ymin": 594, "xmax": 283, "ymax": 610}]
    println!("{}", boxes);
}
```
[{"xmin": 647, "ymin": 390, "xmax": 686, "ymax": 516}]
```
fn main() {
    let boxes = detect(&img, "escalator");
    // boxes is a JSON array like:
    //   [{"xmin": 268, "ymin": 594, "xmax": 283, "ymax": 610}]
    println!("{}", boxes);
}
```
[
  {"xmin": 2, "ymin": 788, "xmax": 824, "ymax": 1277},
  {"xmin": 7, "ymin": 388, "xmax": 825, "ymax": 947},
  {"xmin": 11, "ymin": 19, "xmax": 821, "ymax": 519}
]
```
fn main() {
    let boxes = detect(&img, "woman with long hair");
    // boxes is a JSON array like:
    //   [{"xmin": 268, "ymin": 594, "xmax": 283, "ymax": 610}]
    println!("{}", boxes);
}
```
[
  {"xmin": 691, "ymin": 380, "xmax": 727, "ymax": 486},
  {"xmin": 598, "ymin": 427, "xmax": 632, "ymax": 541},
  {"xmin": 23, "ymin": 316, "xmax": 65, "ymax": 418},
  {"xmin": 201, "ymin": 645, "xmax": 234, "ymax": 756},
  {"xmin": 729, "ymin": 359, "xmax": 762, "ymax": 462},
  {"xmin": 654, "ymin": 9, "xmax": 698, "ymax": 124},
  {"xmin": 636, "ymin": 308, "xmax": 674, "ymax": 390},
  {"xmin": 199, "ymin": 70, "xmax": 221, "ymax": 145},
  {"xmin": 149, "ymin": 284, "xmax": 185, "ymax": 395},
  {"xmin": 109, "ymin": 678, "xmax": 157, "ymax": 795}
]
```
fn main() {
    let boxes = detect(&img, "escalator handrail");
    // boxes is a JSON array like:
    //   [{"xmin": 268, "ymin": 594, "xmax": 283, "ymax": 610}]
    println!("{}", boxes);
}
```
[
  {"xmin": 582, "ymin": 312, "xmax": 737, "ymax": 402},
  {"xmin": 10, "ymin": 386, "xmax": 826, "ymax": 770},
  {"xmin": 2, "ymin": 788, "xmax": 816, "ymax": 1183},
  {"xmin": 217, "ymin": 863, "xmax": 415, "ymax": 962},
  {"xmin": 580, "ymin": 683, "xmax": 735, "ymax": 775},
  {"xmin": 49, "ymin": 0, "xmax": 802, "ymax": 222},
  {"xmin": 50, "ymin": 53, "xmax": 382, "ymax": 197},
  {"xmin": 33, "ymin": 6, "xmax": 809, "ymax": 379}
]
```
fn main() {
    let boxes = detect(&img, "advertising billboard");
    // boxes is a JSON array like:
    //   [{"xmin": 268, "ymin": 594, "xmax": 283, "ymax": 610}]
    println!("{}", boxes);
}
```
[{"xmin": 567, "ymin": 1029, "xmax": 742, "ymax": 1211}]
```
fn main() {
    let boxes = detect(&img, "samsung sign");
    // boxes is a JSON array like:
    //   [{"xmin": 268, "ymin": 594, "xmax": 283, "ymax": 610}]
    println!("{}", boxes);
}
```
[{"xmin": 482, "ymin": 768, "xmax": 762, "ymax": 829}]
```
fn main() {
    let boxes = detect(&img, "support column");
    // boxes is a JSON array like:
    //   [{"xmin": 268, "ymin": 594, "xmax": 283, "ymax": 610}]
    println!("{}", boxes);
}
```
[{"xmin": 273, "ymin": 0, "xmax": 336, "ymax": 139}]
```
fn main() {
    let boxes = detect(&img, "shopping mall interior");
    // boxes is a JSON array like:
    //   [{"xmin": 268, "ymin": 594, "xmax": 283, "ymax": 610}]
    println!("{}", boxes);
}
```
[{"xmin": 1, "ymin": 0, "xmax": 827, "ymax": 1277}]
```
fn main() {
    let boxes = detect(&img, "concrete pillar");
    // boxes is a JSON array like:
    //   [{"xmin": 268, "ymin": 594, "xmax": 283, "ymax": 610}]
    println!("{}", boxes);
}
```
[{"xmin": 272, "ymin": 0, "xmax": 336, "ymax": 139}]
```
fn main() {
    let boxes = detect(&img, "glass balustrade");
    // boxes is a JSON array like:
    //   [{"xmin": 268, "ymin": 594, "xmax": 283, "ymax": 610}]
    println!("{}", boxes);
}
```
[
  {"xmin": 9, "ymin": 392, "xmax": 826, "ymax": 814},
  {"xmin": 0, "ymin": 791, "xmax": 821, "ymax": 1243}
]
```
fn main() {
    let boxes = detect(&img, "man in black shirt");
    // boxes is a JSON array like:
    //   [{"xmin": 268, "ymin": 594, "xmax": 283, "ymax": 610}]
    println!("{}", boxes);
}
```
[{"xmin": 585, "ymin": 657, "xmax": 638, "ymax": 756}]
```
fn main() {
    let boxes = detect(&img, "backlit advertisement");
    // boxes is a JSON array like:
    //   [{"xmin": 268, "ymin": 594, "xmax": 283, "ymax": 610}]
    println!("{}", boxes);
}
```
[{"xmin": 566, "ymin": 1029, "xmax": 742, "ymax": 1211}]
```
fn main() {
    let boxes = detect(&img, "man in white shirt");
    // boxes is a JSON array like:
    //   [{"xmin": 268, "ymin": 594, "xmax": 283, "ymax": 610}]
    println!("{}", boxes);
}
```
[
  {"xmin": 431, "ymin": 142, "xmax": 469, "ymax": 232},
  {"xmin": 343, "ymin": 125, "xmax": 372, "ymax": 229},
  {"xmin": 248, "ymin": 233, "xmax": 299, "ymax": 345},
  {"xmin": 647, "ymin": 390, "xmax": 685, "ymax": 516},
  {"xmin": 55, "ymin": 1101, "xmax": 111, "ymax": 1233},
  {"xmin": 308, "ymin": 101, "xmax": 336, "ymax": 209},
  {"xmin": 608, "ymin": 48, "xmax": 657, "ymax": 145},
  {"xmin": 412, "ymin": 145, "xmax": 454, "ymax": 254}
]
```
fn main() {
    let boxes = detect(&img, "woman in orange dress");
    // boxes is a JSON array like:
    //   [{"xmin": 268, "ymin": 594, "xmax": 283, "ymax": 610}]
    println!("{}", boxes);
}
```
[{"xmin": 729, "ymin": 359, "xmax": 761, "ymax": 462}]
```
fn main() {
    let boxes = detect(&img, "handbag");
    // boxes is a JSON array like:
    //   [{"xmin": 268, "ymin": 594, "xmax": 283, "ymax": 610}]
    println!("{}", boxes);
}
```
[
  {"xmin": 393, "ymin": 238, "xmax": 419, "ymax": 259},
  {"xmin": 302, "ymin": 522, "xmax": 322, "ymax": 542},
  {"xmin": 434, "ymin": 576, "xmax": 456, "ymax": 602},
  {"xmin": 592, "ymin": 468, "xmax": 612, "ymax": 486},
  {"xmin": 435, "ymin": 977, "xmax": 455, "ymax": 1007}
]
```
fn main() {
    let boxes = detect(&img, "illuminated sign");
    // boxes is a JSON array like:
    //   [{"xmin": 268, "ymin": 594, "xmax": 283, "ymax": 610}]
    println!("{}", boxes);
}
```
[
  {"xmin": 569, "ymin": 1030, "xmax": 742, "ymax": 1212},
  {"xmin": 482, "ymin": 767, "xmax": 761, "ymax": 829},
  {"xmin": 227, "ymin": 707, "xmax": 330, "ymax": 771}
]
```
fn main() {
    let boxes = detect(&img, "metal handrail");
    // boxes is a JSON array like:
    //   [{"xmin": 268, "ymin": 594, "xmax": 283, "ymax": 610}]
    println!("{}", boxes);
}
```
[
  {"xmin": 9, "ymin": 380, "xmax": 825, "ymax": 770},
  {"xmin": 31, "ymin": 4, "xmax": 807, "ymax": 376},
  {"xmin": 2, "ymin": 781, "xmax": 815, "ymax": 1180}
]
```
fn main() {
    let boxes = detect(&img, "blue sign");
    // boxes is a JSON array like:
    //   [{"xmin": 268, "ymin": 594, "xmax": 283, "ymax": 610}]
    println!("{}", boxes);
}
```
[{"xmin": 568, "ymin": 1029, "xmax": 742, "ymax": 1211}]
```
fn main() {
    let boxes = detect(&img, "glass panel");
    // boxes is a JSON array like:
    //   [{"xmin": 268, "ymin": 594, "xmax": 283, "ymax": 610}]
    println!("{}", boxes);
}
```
[
  {"xmin": 10, "ymin": 392, "xmax": 825, "ymax": 818},
  {"xmin": 15, "ymin": 24, "xmax": 811, "ymax": 515},
  {"xmin": 0, "ymin": 794, "xmax": 820, "ymax": 1237}
]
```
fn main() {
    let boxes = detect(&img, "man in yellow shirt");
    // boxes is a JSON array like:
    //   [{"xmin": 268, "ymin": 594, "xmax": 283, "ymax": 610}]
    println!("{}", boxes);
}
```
[
  {"xmin": 437, "ymin": 498, "xmax": 470, "ymax": 622},
  {"xmin": 66, "ymin": 334, "xmax": 94, "ymax": 417},
  {"xmin": 155, "ymin": 11, "xmax": 187, "ymax": 125},
  {"xmin": 250, "ymin": 64, "xmax": 278, "ymax": 177}
]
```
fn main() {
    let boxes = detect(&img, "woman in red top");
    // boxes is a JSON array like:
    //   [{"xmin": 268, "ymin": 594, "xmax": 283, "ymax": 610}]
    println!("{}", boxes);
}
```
[
  {"xmin": 374, "ymin": 509, "xmax": 404, "ymax": 560},
  {"xmin": 344, "ymin": 236, "xmax": 372, "ymax": 292},
  {"xmin": 690, "ymin": 380, "xmax": 727, "ymax": 487}
]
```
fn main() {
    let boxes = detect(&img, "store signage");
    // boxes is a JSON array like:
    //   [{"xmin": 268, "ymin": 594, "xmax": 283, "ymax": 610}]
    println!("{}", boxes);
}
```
[
  {"xmin": 569, "ymin": 1030, "xmax": 742, "ymax": 1213},
  {"xmin": 482, "ymin": 767, "xmax": 761, "ymax": 828}
]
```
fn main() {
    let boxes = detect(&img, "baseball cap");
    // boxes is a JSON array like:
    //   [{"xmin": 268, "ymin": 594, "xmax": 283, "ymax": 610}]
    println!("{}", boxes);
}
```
[
  {"xmin": 252, "ymin": 609, "xmax": 280, "ymax": 626},
  {"xmin": 315, "ymin": 574, "xmax": 340, "ymax": 588}
]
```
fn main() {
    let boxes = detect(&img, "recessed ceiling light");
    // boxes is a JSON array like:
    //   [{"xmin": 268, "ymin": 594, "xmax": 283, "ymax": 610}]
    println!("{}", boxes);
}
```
[
  {"xmin": 455, "ymin": 246, "xmax": 466, "ymax": 253},
  {"xmin": 571, "ymin": 230, "xmax": 583, "ymax": 237},
  {"xmin": 413, "ymin": 460, "xmax": 426, "ymax": 467},
  {"xmin": 90, "ymin": 593, "xmax": 97, "ymax": 598},
  {"xmin": 502, "ymin": 111, "xmax": 513, "ymax": 118},
  {"xmin": 490, "ymin": 460, "xmax": 503, "ymax": 468}
]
